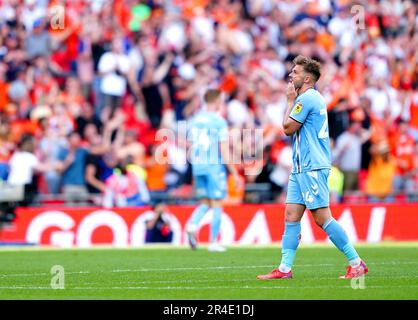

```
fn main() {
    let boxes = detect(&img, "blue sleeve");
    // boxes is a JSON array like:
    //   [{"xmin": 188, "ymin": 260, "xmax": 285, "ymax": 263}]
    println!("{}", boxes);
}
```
[
  {"xmin": 57, "ymin": 148, "xmax": 68, "ymax": 161},
  {"xmin": 81, "ymin": 148, "xmax": 88, "ymax": 157},
  {"xmin": 289, "ymin": 96, "xmax": 312, "ymax": 124}
]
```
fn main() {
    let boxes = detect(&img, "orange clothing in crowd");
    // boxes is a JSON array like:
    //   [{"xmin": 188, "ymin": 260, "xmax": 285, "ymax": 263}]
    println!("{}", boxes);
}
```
[
  {"xmin": 369, "ymin": 115, "xmax": 389, "ymax": 145},
  {"xmin": 114, "ymin": 0, "xmax": 129, "ymax": 30},
  {"xmin": 409, "ymin": 98, "xmax": 418, "ymax": 130},
  {"xmin": 176, "ymin": 0, "xmax": 209, "ymax": 19},
  {"xmin": 30, "ymin": 78, "xmax": 58, "ymax": 105},
  {"xmin": 219, "ymin": 73, "xmax": 238, "ymax": 94},
  {"xmin": 389, "ymin": 132, "xmax": 415, "ymax": 175},
  {"xmin": 225, "ymin": 173, "xmax": 245, "ymax": 204},
  {"xmin": 365, "ymin": 155, "xmax": 397, "ymax": 199},
  {"xmin": 0, "ymin": 138, "xmax": 12, "ymax": 162},
  {"xmin": 59, "ymin": 92, "xmax": 84, "ymax": 106},
  {"xmin": 48, "ymin": 0, "xmax": 83, "ymax": 61},
  {"xmin": 0, "ymin": 81, "xmax": 9, "ymax": 110},
  {"xmin": 412, "ymin": 152, "xmax": 418, "ymax": 191},
  {"xmin": 9, "ymin": 120, "xmax": 39, "ymax": 143},
  {"xmin": 315, "ymin": 32, "xmax": 335, "ymax": 53},
  {"xmin": 145, "ymin": 156, "xmax": 168, "ymax": 191},
  {"xmin": 212, "ymin": 7, "xmax": 238, "ymax": 28}
]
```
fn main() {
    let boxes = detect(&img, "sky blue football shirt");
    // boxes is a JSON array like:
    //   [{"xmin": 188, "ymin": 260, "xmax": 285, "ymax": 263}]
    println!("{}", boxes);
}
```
[
  {"xmin": 289, "ymin": 88, "xmax": 331, "ymax": 173},
  {"xmin": 189, "ymin": 110, "xmax": 228, "ymax": 175}
]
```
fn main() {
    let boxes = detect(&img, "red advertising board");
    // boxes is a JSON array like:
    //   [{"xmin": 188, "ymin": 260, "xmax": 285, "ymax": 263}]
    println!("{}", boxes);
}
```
[{"xmin": 0, "ymin": 204, "xmax": 417, "ymax": 247}]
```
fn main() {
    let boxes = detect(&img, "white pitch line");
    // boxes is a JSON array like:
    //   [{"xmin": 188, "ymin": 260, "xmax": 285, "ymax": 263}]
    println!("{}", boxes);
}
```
[
  {"xmin": 1, "ymin": 285, "xmax": 418, "ymax": 291},
  {"xmin": 0, "ymin": 273, "xmax": 49, "ymax": 277},
  {"xmin": 112, "ymin": 265, "xmax": 277, "ymax": 273},
  {"xmin": 3, "ymin": 274, "xmax": 418, "ymax": 289},
  {"xmin": 1, "ymin": 261, "xmax": 417, "ymax": 278},
  {"xmin": 25, "ymin": 273, "xmax": 418, "ymax": 287},
  {"xmin": 0, "ymin": 271, "xmax": 90, "ymax": 278},
  {"xmin": 80, "ymin": 274, "xmax": 418, "ymax": 286},
  {"xmin": 0, "ymin": 265, "xmax": 278, "ymax": 278},
  {"xmin": 0, "ymin": 286, "xmax": 52, "ymax": 290},
  {"xmin": 111, "ymin": 261, "xmax": 418, "ymax": 273}
]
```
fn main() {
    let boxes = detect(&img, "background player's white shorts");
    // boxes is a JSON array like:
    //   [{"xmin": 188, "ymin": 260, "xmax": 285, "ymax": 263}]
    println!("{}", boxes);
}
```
[{"xmin": 286, "ymin": 168, "xmax": 330, "ymax": 210}]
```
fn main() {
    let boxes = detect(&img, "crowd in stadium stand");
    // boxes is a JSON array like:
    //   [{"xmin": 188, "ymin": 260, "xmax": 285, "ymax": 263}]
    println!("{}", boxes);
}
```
[{"xmin": 0, "ymin": 0, "xmax": 417, "ymax": 207}]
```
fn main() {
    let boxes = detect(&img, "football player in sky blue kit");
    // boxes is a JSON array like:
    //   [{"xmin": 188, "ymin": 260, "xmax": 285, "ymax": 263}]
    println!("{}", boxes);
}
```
[
  {"xmin": 186, "ymin": 89, "xmax": 240, "ymax": 252},
  {"xmin": 257, "ymin": 56, "xmax": 368, "ymax": 279}
]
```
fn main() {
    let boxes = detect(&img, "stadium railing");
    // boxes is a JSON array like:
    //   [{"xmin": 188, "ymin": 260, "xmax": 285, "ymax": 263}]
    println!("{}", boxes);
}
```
[{"xmin": 2, "ymin": 183, "xmax": 418, "ymax": 208}]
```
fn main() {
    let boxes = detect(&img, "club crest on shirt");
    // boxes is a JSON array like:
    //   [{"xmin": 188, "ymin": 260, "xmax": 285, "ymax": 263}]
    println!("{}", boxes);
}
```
[{"xmin": 293, "ymin": 102, "xmax": 303, "ymax": 114}]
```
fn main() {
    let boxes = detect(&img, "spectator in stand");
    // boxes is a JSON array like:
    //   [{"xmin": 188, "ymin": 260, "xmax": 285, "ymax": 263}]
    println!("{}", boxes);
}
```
[
  {"xmin": 257, "ymin": 143, "xmax": 292, "ymax": 202},
  {"xmin": 144, "ymin": 144, "xmax": 169, "ymax": 197},
  {"xmin": 97, "ymin": 36, "xmax": 132, "ymax": 119},
  {"xmin": 85, "ymin": 152, "xmax": 105, "ymax": 194},
  {"xmin": 138, "ymin": 48, "xmax": 174, "ymax": 129},
  {"xmin": 357, "ymin": 96, "xmax": 373, "ymax": 179},
  {"xmin": 82, "ymin": 112, "xmax": 121, "ymax": 199},
  {"xmin": 20, "ymin": 0, "xmax": 47, "ymax": 34},
  {"xmin": 328, "ymin": 165, "xmax": 344, "ymax": 203},
  {"xmin": 407, "ymin": 91, "xmax": 418, "ymax": 141},
  {"xmin": 38, "ymin": 115, "xmax": 67, "ymax": 194},
  {"xmin": 103, "ymin": 156, "xmax": 150, "ymax": 208},
  {"xmin": 0, "ymin": 0, "xmax": 416, "ymax": 206},
  {"xmin": 333, "ymin": 120, "xmax": 369, "ymax": 193},
  {"xmin": 389, "ymin": 119, "xmax": 416, "ymax": 193},
  {"xmin": 7, "ymin": 134, "xmax": 51, "ymax": 205},
  {"xmin": 114, "ymin": 128, "xmax": 146, "ymax": 167},
  {"xmin": 365, "ymin": 142, "xmax": 397, "ymax": 202},
  {"xmin": 56, "ymin": 131, "xmax": 89, "ymax": 203},
  {"xmin": 0, "ymin": 119, "xmax": 13, "ymax": 181},
  {"xmin": 75, "ymin": 102, "xmax": 102, "ymax": 140},
  {"xmin": 407, "ymin": 141, "xmax": 418, "ymax": 200},
  {"xmin": 84, "ymin": 126, "xmax": 110, "ymax": 197},
  {"xmin": 25, "ymin": 18, "xmax": 51, "ymax": 59},
  {"xmin": 328, "ymin": 98, "xmax": 350, "ymax": 141}
]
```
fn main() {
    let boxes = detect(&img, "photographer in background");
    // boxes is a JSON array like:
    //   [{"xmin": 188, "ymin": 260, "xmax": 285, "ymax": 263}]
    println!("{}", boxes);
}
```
[{"xmin": 145, "ymin": 202, "xmax": 173, "ymax": 243}]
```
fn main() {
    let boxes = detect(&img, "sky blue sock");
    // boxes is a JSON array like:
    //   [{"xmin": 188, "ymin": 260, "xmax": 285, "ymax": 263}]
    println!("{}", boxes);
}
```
[
  {"xmin": 189, "ymin": 204, "xmax": 209, "ymax": 226},
  {"xmin": 280, "ymin": 222, "xmax": 301, "ymax": 269},
  {"xmin": 323, "ymin": 218, "xmax": 359, "ymax": 262},
  {"xmin": 210, "ymin": 206, "xmax": 222, "ymax": 242}
]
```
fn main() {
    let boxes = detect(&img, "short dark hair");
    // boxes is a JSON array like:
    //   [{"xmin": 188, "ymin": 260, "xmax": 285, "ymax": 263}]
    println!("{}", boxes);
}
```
[
  {"xmin": 151, "ymin": 202, "xmax": 166, "ymax": 212},
  {"xmin": 203, "ymin": 89, "xmax": 222, "ymax": 104},
  {"xmin": 18, "ymin": 133, "xmax": 34, "ymax": 152},
  {"xmin": 293, "ymin": 55, "xmax": 321, "ymax": 82}
]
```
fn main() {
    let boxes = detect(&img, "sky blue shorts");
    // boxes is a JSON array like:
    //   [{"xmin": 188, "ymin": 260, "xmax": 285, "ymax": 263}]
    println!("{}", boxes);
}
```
[
  {"xmin": 286, "ymin": 168, "xmax": 330, "ymax": 210},
  {"xmin": 194, "ymin": 169, "xmax": 227, "ymax": 200}
]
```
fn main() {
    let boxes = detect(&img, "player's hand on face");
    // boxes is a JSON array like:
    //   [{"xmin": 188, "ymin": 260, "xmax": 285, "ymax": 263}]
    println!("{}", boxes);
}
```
[{"xmin": 286, "ymin": 82, "xmax": 297, "ymax": 101}]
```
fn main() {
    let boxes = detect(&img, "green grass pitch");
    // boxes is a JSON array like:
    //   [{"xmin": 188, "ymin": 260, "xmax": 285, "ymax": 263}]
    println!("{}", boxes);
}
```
[{"xmin": 0, "ymin": 243, "xmax": 417, "ymax": 300}]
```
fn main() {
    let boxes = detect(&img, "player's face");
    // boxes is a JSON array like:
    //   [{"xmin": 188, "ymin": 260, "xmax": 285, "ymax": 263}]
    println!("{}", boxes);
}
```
[{"xmin": 289, "ymin": 65, "xmax": 306, "ymax": 90}]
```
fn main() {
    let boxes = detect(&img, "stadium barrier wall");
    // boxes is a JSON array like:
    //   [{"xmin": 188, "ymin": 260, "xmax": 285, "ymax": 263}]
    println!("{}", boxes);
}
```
[{"xmin": 0, "ymin": 204, "xmax": 417, "ymax": 247}]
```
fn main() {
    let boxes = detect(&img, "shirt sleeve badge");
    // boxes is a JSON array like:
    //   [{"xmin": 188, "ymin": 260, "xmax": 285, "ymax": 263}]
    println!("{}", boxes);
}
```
[{"xmin": 293, "ymin": 102, "xmax": 303, "ymax": 114}]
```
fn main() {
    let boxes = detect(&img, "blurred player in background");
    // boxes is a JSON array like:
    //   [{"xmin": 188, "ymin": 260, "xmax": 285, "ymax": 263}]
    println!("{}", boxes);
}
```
[
  {"xmin": 257, "ymin": 56, "xmax": 368, "ymax": 279},
  {"xmin": 186, "ymin": 89, "xmax": 239, "ymax": 252}
]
